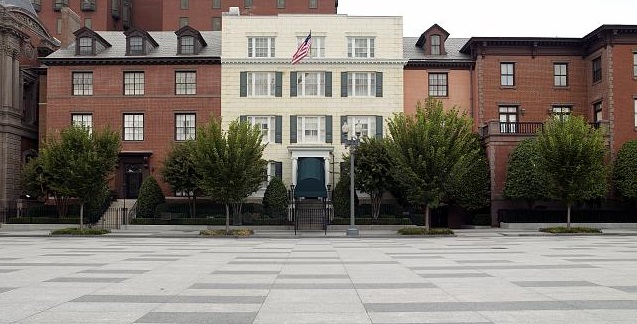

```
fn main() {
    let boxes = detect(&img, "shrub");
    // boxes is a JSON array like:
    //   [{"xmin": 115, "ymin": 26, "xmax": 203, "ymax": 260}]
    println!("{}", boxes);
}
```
[
  {"xmin": 50, "ymin": 228, "xmax": 110, "ymax": 235},
  {"xmin": 8, "ymin": 217, "xmax": 78, "ymax": 224},
  {"xmin": 472, "ymin": 214, "xmax": 491, "ymax": 226},
  {"xmin": 333, "ymin": 173, "xmax": 358, "ymax": 217},
  {"xmin": 200, "ymin": 228, "xmax": 254, "ymax": 237},
  {"xmin": 539, "ymin": 226, "xmax": 602, "ymax": 234},
  {"xmin": 397, "ymin": 227, "xmax": 454, "ymax": 235},
  {"xmin": 263, "ymin": 177, "xmax": 288, "ymax": 219},
  {"xmin": 136, "ymin": 176, "xmax": 165, "ymax": 218}
]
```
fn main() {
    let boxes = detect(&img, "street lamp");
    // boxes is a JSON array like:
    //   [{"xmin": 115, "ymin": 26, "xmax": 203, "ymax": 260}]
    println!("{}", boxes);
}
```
[{"xmin": 341, "ymin": 121, "xmax": 362, "ymax": 237}]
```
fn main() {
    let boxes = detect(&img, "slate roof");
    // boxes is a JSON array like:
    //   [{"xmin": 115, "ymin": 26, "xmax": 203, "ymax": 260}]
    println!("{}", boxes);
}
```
[
  {"xmin": 46, "ymin": 31, "xmax": 222, "ymax": 59},
  {"xmin": 403, "ymin": 37, "xmax": 471, "ymax": 62},
  {"xmin": 0, "ymin": 0, "xmax": 36, "ymax": 15}
]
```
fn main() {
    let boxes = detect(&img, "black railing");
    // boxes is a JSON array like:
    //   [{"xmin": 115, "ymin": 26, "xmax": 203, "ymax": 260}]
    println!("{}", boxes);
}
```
[
  {"xmin": 294, "ymin": 199, "xmax": 329, "ymax": 235},
  {"xmin": 498, "ymin": 122, "xmax": 544, "ymax": 134},
  {"xmin": 498, "ymin": 209, "xmax": 636, "ymax": 223}
]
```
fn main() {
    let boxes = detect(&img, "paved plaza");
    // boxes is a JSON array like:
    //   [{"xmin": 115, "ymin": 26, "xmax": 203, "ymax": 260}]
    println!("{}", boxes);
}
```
[{"xmin": 1, "ymin": 234, "xmax": 637, "ymax": 323}]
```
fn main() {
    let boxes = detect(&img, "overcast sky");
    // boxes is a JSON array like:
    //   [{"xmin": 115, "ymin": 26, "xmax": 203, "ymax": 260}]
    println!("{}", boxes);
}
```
[{"xmin": 337, "ymin": 0, "xmax": 636, "ymax": 38}]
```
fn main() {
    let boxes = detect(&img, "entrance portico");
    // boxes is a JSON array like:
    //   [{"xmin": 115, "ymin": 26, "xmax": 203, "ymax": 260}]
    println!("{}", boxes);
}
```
[{"xmin": 289, "ymin": 147, "xmax": 333, "ymax": 198}]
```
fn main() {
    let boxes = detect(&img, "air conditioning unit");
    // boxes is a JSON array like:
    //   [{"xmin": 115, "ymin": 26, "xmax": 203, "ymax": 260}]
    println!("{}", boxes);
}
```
[
  {"xmin": 227, "ymin": 6, "xmax": 240, "ymax": 16},
  {"xmin": 82, "ymin": 0, "xmax": 96, "ymax": 11}
]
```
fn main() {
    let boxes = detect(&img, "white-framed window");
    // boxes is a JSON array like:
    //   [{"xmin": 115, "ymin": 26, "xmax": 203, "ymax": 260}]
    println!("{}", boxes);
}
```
[
  {"xmin": 262, "ymin": 162, "xmax": 277, "ymax": 188},
  {"xmin": 247, "ymin": 72, "xmax": 276, "ymax": 97},
  {"xmin": 552, "ymin": 106, "xmax": 571, "ymax": 121},
  {"xmin": 123, "ymin": 114, "xmax": 144, "ymax": 141},
  {"xmin": 175, "ymin": 189, "xmax": 194, "ymax": 197},
  {"xmin": 78, "ymin": 37, "xmax": 93, "ymax": 55},
  {"xmin": 175, "ymin": 71, "xmax": 196, "ymax": 95},
  {"xmin": 594, "ymin": 102, "xmax": 602, "ymax": 123},
  {"xmin": 248, "ymin": 37, "xmax": 275, "ymax": 58},
  {"xmin": 347, "ymin": 72, "xmax": 376, "ymax": 97},
  {"xmin": 247, "ymin": 116, "xmax": 276, "ymax": 143},
  {"xmin": 499, "ymin": 106, "xmax": 518, "ymax": 133},
  {"xmin": 298, "ymin": 35, "xmax": 325, "ymax": 58},
  {"xmin": 554, "ymin": 63, "xmax": 568, "ymax": 87},
  {"xmin": 297, "ymin": 116, "xmax": 326, "ymax": 143},
  {"xmin": 180, "ymin": 36, "xmax": 194, "ymax": 54},
  {"xmin": 175, "ymin": 113, "xmax": 196, "ymax": 141},
  {"xmin": 428, "ymin": 73, "xmax": 448, "ymax": 97},
  {"xmin": 431, "ymin": 34, "xmax": 441, "ymax": 55},
  {"xmin": 72, "ymin": 113, "xmax": 93, "ymax": 133},
  {"xmin": 296, "ymin": 72, "xmax": 325, "ymax": 96},
  {"xmin": 124, "ymin": 72, "xmax": 144, "ymax": 95},
  {"xmin": 72, "ymin": 72, "xmax": 93, "ymax": 96},
  {"xmin": 346, "ymin": 116, "xmax": 376, "ymax": 139},
  {"xmin": 633, "ymin": 53, "xmax": 637, "ymax": 77},
  {"xmin": 347, "ymin": 37, "xmax": 374, "ymax": 58},
  {"xmin": 501, "ymin": 63, "xmax": 515, "ymax": 86}
]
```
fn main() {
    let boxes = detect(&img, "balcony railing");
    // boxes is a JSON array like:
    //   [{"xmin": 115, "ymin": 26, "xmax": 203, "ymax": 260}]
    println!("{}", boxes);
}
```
[{"xmin": 480, "ymin": 120, "xmax": 610, "ymax": 138}]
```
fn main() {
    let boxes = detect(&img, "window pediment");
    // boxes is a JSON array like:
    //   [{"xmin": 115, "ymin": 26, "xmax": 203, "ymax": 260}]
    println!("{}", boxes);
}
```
[
  {"xmin": 175, "ymin": 25, "xmax": 207, "ymax": 55},
  {"xmin": 124, "ymin": 28, "xmax": 158, "ymax": 56},
  {"xmin": 415, "ymin": 24, "xmax": 449, "ymax": 55},
  {"xmin": 73, "ymin": 27, "xmax": 111, "ymax": 56}
]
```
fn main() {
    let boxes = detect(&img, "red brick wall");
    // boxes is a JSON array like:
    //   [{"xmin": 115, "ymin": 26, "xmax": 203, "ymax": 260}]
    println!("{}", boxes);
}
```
[
  {"xmin": 37, "ymin": 0, "xmax": 120, "ymax": 35},
  {"xmin": 610, "ymin": 45, "xmax": 637, "ymax": 154},
  {"xmin": 403, "ymin": 69, "xmax": 472, "ymax": 116}
]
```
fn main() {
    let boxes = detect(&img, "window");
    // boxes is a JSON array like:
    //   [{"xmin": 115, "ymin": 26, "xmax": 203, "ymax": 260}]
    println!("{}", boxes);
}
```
[
  {"xmin": 634, "ymin": 99, "xmax": 637, "ymax": 128},
  {"xmin": 248, "ymin": 37, "xmax": 275, "ymax": 58},
  {"xmin": 345, "ymin": 116, "xmax": 376, "ymax": 139},
  {"xmin": 175, "ymin": 71, "xmax": 196, "ymax": 95},
  {"xmin": 175, "ymin": 189, "xmax": 194, "ymax": 197},
  {"xmin": 500, "ymin": 63, "xmax": 515, "ymax": 86},
  {"xmin": 594, "ymin": 102, "xmax": 602, "ymax": 123},
  {"xmin": 72, "ymin": 113, "xmax": 93, "ymax": 133},
  {"xmin": 592, "ymin": 57, "xmax": 602, "ymax": 83},
  {"xmin": 633, "ymin": 53, "xmax": 637, "ymax": 77},
  {"xmin": 554, "ymin": 63, "xmax": 568, "ymax": 87},
  {"xmin": 129, "ymin": 36, "xmax": 143, "ymax": 55},
  {"xmin": 175, "ymin": 113, "xmax": 196, "ymax": 140},
  {"xmin": 296, "ymin": 72, "xmax": 325, "ymax": 97},
  {"xmin": 277, "ymin": 0, "xmax": 285, "ymax": 8},
  {"xmin": 297, "ymin": 116, "xmax": 326, "ymax": 143},
  {"xmin": 309, "ymin": 0, "xmax": 317, "ymax": 8},
  {"xmin": 247, "ymin": 72, "xmax": 276, "ymax": 97},
  {"xmin": 212, "ymin": 0, "xmax": 221, "ymax": 8},
  {"xmin": 56, "ymin": 18, "xmax": 62, "ymax": 34},
  {"xmin": 78, "ymin": 37, "xmax": 93, "ymax": 55},
  {"xmin": 81, "ymin": 0, "xmax": 96, "ymax": 11},
  {"xmin": 123, "ymin": 114, "xmax": 144, "ymax": 141},
  {"xmin": 262, "ymin": 162, "xmax": 277, "ymax": 188},
  {"xmin": 246, "ymin": 116, "xmax": 276, "ymax": 143},
  {"xmin": 348, "ymin": 37, "xmax": 374, "ymax": 58},
  {"xmin": 179, "ymin": 17, "xmax": 189, "ymax": 28},
  {"xmin": 431, "ymin": 35, "xmax": 441, "ymax": 55},
  {"xmin": 124, "ymin": 72, "xmax": 144, "ymax": 96},
  {"xmin": 180, "ymin": 36, "xmax": 194, "ymax": 54},
  {"xmin": 84, "ymin": 18, "xmax": 92, "ymax": 28},
  {"xmin": 212, "ymin": 17, "xmax": 222, "ymax": 31},
  {"xmin": 428, "ymin": 73, "xmax": 448, "ymax": 97},
  {"xmin": 244, "ymin": 0, "xmax": 252, "ymax": 8},
  {"xmin": 53, "ymin": 0, "xmax": 68, "ymax": 11},
  {"xmin": 299, "ymin": 36, "xmax": 325, "ymax": 58},
  {"xmin": 347, "ymin": 72, "xmax": 376, "ymax": 97},
  {"xmin": 552, "ymin": 106, "xmax": 571, "ymax": 121},
  {"xmin": 180, "ymin": 0, "xmax": 188, "ymax": 9},
  {"xmin": 499, "ymin": 106, "xmax": 518, "ymax": 133},
  {"xmin": 72, "ymin": 72, "xmax": 93, "ymax": 96}
]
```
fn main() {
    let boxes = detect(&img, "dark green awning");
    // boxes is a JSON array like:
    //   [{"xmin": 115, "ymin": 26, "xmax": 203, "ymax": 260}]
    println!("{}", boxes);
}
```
[{"xmin": 295, "ymin": 157, "xmax": 327, "ymax": 198}]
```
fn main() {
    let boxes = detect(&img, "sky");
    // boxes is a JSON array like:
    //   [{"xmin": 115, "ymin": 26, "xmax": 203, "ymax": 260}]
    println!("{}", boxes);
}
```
[{"xmin": 337, "ymin": 0, "xmax": 636, "ymax": 38}]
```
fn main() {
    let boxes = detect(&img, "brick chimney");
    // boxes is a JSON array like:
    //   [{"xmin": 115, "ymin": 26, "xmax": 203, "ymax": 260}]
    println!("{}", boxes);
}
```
[{"xmin": 59, "ymin": 6, "xmax": 82, "ymax": 48}]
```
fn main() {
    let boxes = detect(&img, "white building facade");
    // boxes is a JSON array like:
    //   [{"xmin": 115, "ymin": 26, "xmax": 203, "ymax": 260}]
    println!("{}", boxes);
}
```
[{"xmin": 221, "ymin": 14, "xmax": 404, "ymax": 199}]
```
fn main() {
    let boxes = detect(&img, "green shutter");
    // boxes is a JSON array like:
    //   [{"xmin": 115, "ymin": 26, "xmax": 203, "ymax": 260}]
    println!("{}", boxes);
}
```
[
  {"xmin": 375, "ymin": 72, "xmax": 383, "ymax": 97},
  {"xmin": 290, "ymin": 115, "xmax": 297, "ymax": 143},
  {"xmin": 240, "ymin": 115, "xmax": 247, "ymax": 123},
  {"xmin": 325, "ymin": 115, "xmax": 332, "ymax": 143},
  {"xmin": 290, "ymin": 72, "xmax": 297, "ymax": 97},
  {"xmin": 340, "ymin": 115, "xmax": 347, "ymax": 143},
  {"xmin": 341, "ymin": 72, "xmax": 348, "ymax": 97},
  {"xmin": 275, "ymin": 162, "xmax": 282, "ymax": 180},
  {"xmin": 325, "ymin": 72, "xmax": 332, "ymax": 97},
  {"xmin": 240, "ymin": 72, "xmax": 247, "ymax": 97},
  {"xmin": 275, "ymin": 71, "xmax": 283, "ymax": 97},
  {"xmin": 375, "ymin": 115, "xmax": 383, "ymax": 138},
  {"xmin": 275, "ymin": 115, "xmax": 282, "ymax": 143}
]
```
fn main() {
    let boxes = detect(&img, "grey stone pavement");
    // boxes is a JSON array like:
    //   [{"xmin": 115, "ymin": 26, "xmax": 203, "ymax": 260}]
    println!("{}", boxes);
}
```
[{"xmin": 2, "ymin": 229, "xmax": 637, "ymax": 323}]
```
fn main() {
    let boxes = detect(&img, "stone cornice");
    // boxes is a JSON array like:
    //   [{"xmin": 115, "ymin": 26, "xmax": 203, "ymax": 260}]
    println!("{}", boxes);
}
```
[
  {"xmin": 222, "ymin": 58, "xmax": 408, "ymax": 65},
  {"xmin": 40, "ymin": 57, "xmax": 221, "ymax": 66}
]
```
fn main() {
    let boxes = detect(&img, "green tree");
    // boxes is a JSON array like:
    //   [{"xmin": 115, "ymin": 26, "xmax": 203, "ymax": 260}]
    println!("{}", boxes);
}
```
[
  {"xmin": 263, "ymin": 176, "xmax": 288, "ymax": 219},
  {"xmin": 192, "ymin": 118, "xmax": 267, "ymax": 232},
  {"xmin": 387, "ymin": 99, "xmax": 484, "ymax": 230},
  {"xmin": 613, "ymin": 140, "xmax": 637, "ymax": 204},
  {"xmin": 332, "ymin": 167, "xmax": 359, "ymax": 218},
  {"xmin": 448, "ymin": 135, "xmax": 491, "ymax": 211},
  {"xmin": 535, "ymin": 116, "xmax": 608, "ymax": 228},
  {"xmin": 354, "ymin": 137, "xmax": 393, "ymax": 218},
  {"xmin": 503, "ymin": 138, "xmax": 549, "ymax": 208},
  {"xmin": 21, "ymin": 158, "xmax": 49, "ymax": 201},
  {"xmin": 161, "ymin": 141, "xmax": 199, "ymax": 217},
  {"xmin": 136, "ymin": 176, "xmax": 166, "ymax": 218},
  {"xmin": 33, "ymin": 125, "xmax": 120, "ymax": 227}
]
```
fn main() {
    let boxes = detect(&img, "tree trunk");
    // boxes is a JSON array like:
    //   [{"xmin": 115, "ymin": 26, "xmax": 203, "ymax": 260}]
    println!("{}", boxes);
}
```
[
  {"xmin": 225, "ymin": 203, "xmax": 230, "ymax": 233},
  {"xmin": 371, "ymin": 192, "xmax": 382, "ymax": 219},
  {"xmin": 566, "ymin": 202, "xmax": 571, "ymax": 229},
  {"xmin": 424, "ymin": 204, "xmax": 430, "ymax": 231},
  {"xmin": 79, "ymin": 203, "xmax": 84, "ymax": 230}
]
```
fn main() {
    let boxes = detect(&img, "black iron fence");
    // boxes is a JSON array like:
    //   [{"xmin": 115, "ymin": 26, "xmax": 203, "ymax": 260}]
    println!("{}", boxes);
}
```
[{"xmin": 499, "ymin": 209, "xmax": 636, "ymax": 223}]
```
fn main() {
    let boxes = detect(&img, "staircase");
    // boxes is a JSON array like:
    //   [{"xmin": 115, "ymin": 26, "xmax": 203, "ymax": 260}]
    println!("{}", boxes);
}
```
[
  {"xmin": 96, "ymin": 199, "xmax": 136, "ymax": 229},
  {"xmin": 295, "ymin": 199, "xmax": 328, "ymax": 232}
]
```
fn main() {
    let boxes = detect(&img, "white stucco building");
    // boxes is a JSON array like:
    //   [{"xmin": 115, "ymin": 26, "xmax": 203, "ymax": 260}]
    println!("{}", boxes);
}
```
[{"xmin": 221, "ymin": 14, "xmax": 405, "ymax": 199}]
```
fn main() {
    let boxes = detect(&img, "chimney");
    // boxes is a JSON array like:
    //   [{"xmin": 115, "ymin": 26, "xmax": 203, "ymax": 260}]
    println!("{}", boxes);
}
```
[{"xmin": 59, "ymin": 7, "xmax": 82, "ymax": 48}]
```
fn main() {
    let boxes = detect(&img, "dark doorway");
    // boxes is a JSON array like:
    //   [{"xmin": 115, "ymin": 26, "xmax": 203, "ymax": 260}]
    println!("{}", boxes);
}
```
[{"xmin": 124, "ymin": 164, "xmax": 143, "ymax": 199}]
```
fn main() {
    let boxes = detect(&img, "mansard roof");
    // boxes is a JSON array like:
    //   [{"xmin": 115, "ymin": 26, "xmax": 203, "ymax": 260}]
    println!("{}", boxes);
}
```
[{"xmin": 0, "ymin": 0, "xmax": 36, "ymax": 15}]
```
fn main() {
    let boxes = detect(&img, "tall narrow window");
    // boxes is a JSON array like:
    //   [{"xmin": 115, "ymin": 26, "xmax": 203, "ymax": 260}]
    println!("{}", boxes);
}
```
[
  {"xmin": 78, "ymin": 37, "xmax": 93, "ymax": 55},
  {"xmin": 431, "ymin": 35, "xmax": 441, "ymax": 55},
  {"xmin": 123, "ymin": 114, "xmax": 144, "ymax": 141},
  {"xmin": 309, "ymin": 0, "xmax": 317, "ymax": 8},
  {"xmin": 180, "ymin": 36, "xmax": 194, "ymax": 54},
  {"xmin": 175, "ymin": 71, "xmax": 196, "ymax": 95},
  {"xmin": 499, "ymin": 106, "xmax": 518, "ymax": 133},
  {"xmin": 633, "ymin": 53, "xmax": 637, "ymax": 77},
  {"xmin": 428, "ymin": 73, "xmax": 448, "ymax": 97},
  {"xmin": 212, "ymin": 0, "xmax": 221, "ymax": 8},
  {"xmin": 124, "ymin": 72, "xmax": 145, "ymax": 95},
  {"xmin": 634, "ymin": 98, "xmax": 637, "ymax": 128},
  {"xmin": 179, "ymin": 17, "xmax": 189, "ymax": 28},
  {"xmin": 277, "ymin": 0, "xmax": 285, "ymax": 8},
  {"xmin": 594, "ymin": 102, "xmax": 602, "ymax": 124},
  {"xmin": 72, "ymin": 72, "xmax": 93, "ymax": 96},
  {"xmin": 501, "ymin": 63, "xmax": 515, "ymax": 86},
  {"xmin": 72, "ymin": 113, "xmax": 93, "ymax": 133},
  {"xmin": 554, "ymin": 63, "xmax": 568, "ymax": 87},
  {"xmin": 347, "ymin": 37, "xmax": 374, "ymax": 58},
  {"xmin": 592, "ymin": 57, "xmax": 602, "ymax": 83},
  {"xmin": 56, "ymin": 18, "xmax": 62, "ymax": 34},
  {"xmin": 84, "ymin": 18, "xmax": 92, "ymax": 28},
  {"xmin": 175, "ymin": 113, "xmax": 196, "ymax": 140},
  {"xmin": 212, "ymin": 17, "xmax": 222, "ymax": 31},
  {"xmin": 180, "ymin": 0, "xmax": 188, "ymax": 9},
  {"xmin": 244, "ymin": 0, "xmax": 252, "ymax": 8},
  {"xmin": 347, "ymin": 72, "xmax": 376, "ymax": 97},
  {"xmin": 552, "ymin": 106, "xmax": 571, "ymax": 121},
  {"xmin": 248, "ymin": 37, "xmax": 275, "ymax": 58},
  {"xmin": 129, "ymin": 36, "xmax": 143, "ymax": 55}
]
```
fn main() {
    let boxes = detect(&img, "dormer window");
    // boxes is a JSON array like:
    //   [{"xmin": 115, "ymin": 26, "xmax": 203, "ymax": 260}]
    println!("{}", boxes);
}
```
[
  {"xmin": 129, "ymin": 36, "xmax": 143, "ymax": 54},
  {"xmin": 181, "ymin": 36, "xmax": 194, "ymax": 54},
  {"xmin": 124, "ymin": 28, "xmax": 159, "ymax": 56},
  {"xmin": 79, "ymin": 37, "xmax": 94, "ymax": 55},
  {"xmin": 431, "ymin": 35, "xmax": 441, "ymax": 55},
  {"xmin": 74, "ymin": 27, "xmax": 112, "ymax": 56},
  {"xmin": 175, "ymin": 25, "xmax": 207, "ymax": 55},
  {"xmin": 416, "ymin": 24, "xmax": 449, "ymax": 56}
]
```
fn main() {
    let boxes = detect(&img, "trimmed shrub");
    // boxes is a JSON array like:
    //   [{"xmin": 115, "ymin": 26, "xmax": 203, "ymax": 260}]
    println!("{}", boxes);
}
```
[
  {"xmin": 136, "ymin": 176, "xmax": 165, "ymax": 218},
  {"xmin": 539, "ymin": 226, "xmax": 602, "ymax": 234},
  {"xmin": 263, "ymin": 177, "xmax": 288, "ymax": 219},
  {"xmin": 333, "ymin": 173, "xmax": 359, "ymax": 217},
  {"xmin": 398, "ymin": 227, "xmax": 455, "ymax": 235},
  {"xmin": 200, "ymin": 229, "xmax": 254, "ymax": 237},
  {"xmin": 50, "ymin": 228, "xmax": 110, "ymax": 235}
]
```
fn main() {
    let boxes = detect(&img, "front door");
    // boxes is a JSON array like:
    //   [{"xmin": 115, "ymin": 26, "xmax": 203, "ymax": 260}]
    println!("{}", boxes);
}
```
[{"xmin": 124, "ymin": 164, "xmax": 143, "ymax": 199}]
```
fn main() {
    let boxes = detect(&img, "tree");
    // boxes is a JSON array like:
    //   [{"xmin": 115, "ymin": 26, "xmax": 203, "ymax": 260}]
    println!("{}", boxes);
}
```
[
  {"xmin": 503, "ymin": 138, "xmax": 549, "ymax": 208},
  {"xmin": 447, "ymin": 134, "xmax": 491, "ymax": 211},
  {"xmin": 192, "ymin": 118, "xmax": 267, "ymax": 232},
  {"xmin": 34, "ymin": 125, "xmax": 120, "ymax": 227},
  {"xmin": 21, "ymin": 158, "xmax": 49, "ymax": 201},
  {"xmin": 613, "ymin": 140, "xmax": 637, "ymax": 204},
  {"xmin": 353, "ymin": 137, "xmax": 393, "ymax": 218},
  {"xmin": 136, "ymin": 176, "xmax": 166, "ymax": 218},
  {"xmin": 332, "ymin": 167, "xmax": 359, "ymax": 218},
  {"xmin": 263, "ymin": 176, "xmax": 288, "ymax": 219},
  {"xmin": 535, "ymin": 116, "xmax": 608, "ymax": 228},
  {"xmin": 161, "ymin": 141, "xmax": 199, "ymax": 217},
  {"xmin": 387, "ymin": 99, "xmax": 484, "ymax": 230}
]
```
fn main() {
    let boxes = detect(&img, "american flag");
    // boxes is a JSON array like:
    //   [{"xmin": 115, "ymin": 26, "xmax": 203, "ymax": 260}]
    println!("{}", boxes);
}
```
[{"xmin": 292, "ymin": 32, "xmax": 312, "ymax": 64}]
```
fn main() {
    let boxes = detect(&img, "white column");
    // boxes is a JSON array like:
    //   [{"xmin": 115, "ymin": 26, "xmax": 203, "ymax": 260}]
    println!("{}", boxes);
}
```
[
  {"xmin": 291, "ymin": 157, "xmax": 298, "ymax": 185},
  {"xmin": 324, "ymin": 155, "xmax": 330, "ymax": 187}
]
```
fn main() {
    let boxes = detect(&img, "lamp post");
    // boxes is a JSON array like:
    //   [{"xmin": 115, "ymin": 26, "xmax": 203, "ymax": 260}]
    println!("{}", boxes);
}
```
[{"xmin": 341, "ymin": 121, "xmax": 361, "ymax": 237}]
